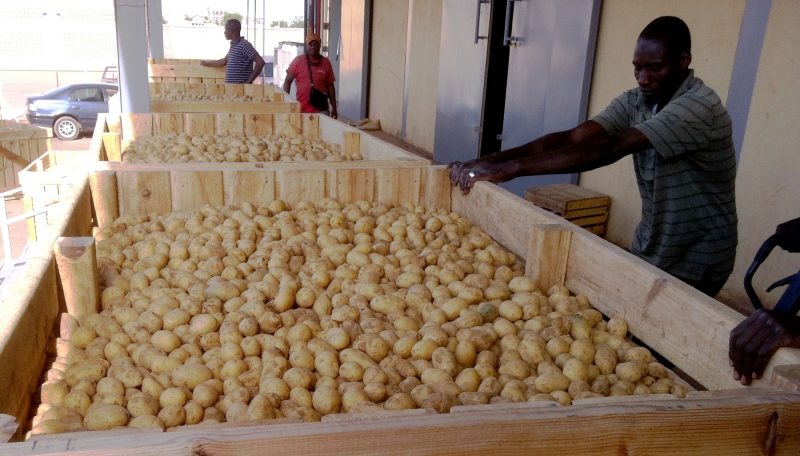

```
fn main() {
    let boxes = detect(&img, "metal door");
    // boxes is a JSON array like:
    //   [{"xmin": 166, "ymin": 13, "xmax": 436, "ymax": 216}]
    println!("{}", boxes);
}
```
[
  {"xmin": 433, "ymin": 0, "xmax": 492, "ymax": 165},
  {"xmin": 337, "ymin": 0, "xmax": 370, "ymax": 120},
  {"xmin": 498, "ymin": 0, "xmax": 601, "ymax": 197},
  {"xmin": 328, "ymin": 0, "xmax": 342, "ymax": 98}
]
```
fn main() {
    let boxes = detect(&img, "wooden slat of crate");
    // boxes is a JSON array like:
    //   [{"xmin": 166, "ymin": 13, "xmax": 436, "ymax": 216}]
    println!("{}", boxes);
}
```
[
  {"xmin": 562, "ymin": 206, "xmax": 608, "ymax": 219},
  {"xmin": 451, "ymin": 181, "xmax": 800, "ymax": 391},
  {"xmin": 150, "ymin": 100, "xmax": 300, "ymax": 114},
  {"xmin": 582, "ymin": 223, "xmax": 606, "ymax": 236},
  {"xmin": 525, "ymin": 183, "xmax": 610, "ymax": 214},
  {"xmin": 568, "ymin": 211, "xmax": 608, "ymax": 227},
  {"xmin": 148, "ymin": 62, "xmax": 225, "ymax": 81},
  {"xmin": 4, "ymin": 391, "xmax": 800, "ymax": 454}
]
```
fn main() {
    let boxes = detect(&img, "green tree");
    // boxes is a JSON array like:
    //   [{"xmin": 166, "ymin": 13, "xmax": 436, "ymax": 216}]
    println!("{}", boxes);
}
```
[
  {"xmin": 271, "ymin": 20, "xmax": 288, "ymax": 28},
  {"xmin": 223, "ymin": 12, "xmax": 243, "ymax": 24},
  {"xmin": 288, "ymin": 16, "xmax": 304, "ymax": 28}
]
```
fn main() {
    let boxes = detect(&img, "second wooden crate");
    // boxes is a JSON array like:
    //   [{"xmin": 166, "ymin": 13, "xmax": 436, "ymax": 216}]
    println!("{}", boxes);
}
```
[{"xmin": 525, "ymin": 183, "xmax": 610, "ymax": 236}]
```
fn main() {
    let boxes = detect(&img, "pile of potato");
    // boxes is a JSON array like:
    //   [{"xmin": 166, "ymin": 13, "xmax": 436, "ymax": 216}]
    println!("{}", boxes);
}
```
[
  {"xmin": 151, "ymin": 91, "xmax": 271, "ymax": 102},
  {"xmin": 122, "ymin": 133, "xmax": 357, "ymax": 164},
  {"xmin": 31, "ymin": 199, "xmax": 687, "ymax": 436}
]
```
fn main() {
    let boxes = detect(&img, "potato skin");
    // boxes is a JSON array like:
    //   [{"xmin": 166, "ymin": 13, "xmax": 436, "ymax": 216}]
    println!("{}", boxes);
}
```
[{"xmin": 83, "ymin": 404, "xmax": 130, "ymax": 431}]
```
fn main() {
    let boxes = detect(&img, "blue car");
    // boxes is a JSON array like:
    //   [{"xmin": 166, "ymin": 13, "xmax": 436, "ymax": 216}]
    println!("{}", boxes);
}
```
[{"xmin": 25, "ymin": 83, "xmax": 118, "ymax": 140}]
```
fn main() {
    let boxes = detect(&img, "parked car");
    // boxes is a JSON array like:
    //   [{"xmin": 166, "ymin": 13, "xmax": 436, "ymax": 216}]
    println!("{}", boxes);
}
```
[
  {"xmin": 25, "ymin": 83, "xmax": 118, "ymax": 140},
  {"xmin": 101, "ymin": 66, "xmax": 118, "ymax": 84}
]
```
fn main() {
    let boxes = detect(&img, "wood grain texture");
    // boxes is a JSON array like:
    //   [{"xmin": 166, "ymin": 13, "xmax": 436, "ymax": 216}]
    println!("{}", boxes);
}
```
[
  {"xmin": 330, "ymin": 168, "xmax": 374, "ymax": 203},
  {"xmin": 771, "ymin": 365, "xmax": 800, "ymax": 391},
  {"xmin": 120, "ymin": 114, "xmax": 153, "ymax": 141},
  {"xmin": 101, "ymin": 133, "xmax": 121, "ymax": 162},
  {"xmin": 245, "ymin": 114, "xmax": 274, "ymax": 136},
  {"xmin": 54, "ymin": 237, "xmax": 99, "ymax": 317},
  {"xmin": 153, "ymin": 113, "xmax": 185, "ymax": 136},
  {"xmin": 376, "ymin": 168, "xmax": 422, "ymax": 206},
  {"xmin": 185, "ymin": 114, "xmax": 216, "ymax": 136},
  {"xmin": 148, "ymin": 63, "xmax": 225, "ymax": 80},
  {"xmin": 149, "ymin": 101, "xmax": 300, "ymax": 114},
  {"xmin": 302, "ymin": 114, "xmax": 320, "ymax": 140},
  {"xmin": 4, "ymin": 392, "xmax": 800, "ymax": 455},
  {"xmin": 343, "ymin": 132, "xmax": 361, "ymax": 159},
  {"xmin": 118, "ymin": 172, "xmax": 172, "ymax": 215},
  {"xmin": 170, "ymin": 171, "xmax": 224, "ymax": 211},
  {"xmin": 423, "ymin": 167, "xmax": 451, "ymax": 211},
  {"xmin": 278, "ymin": 169, "xmax": 325, "ymax": 207},
  {"xmin": 275, "ymin": 113, "xmax": 303, "ymax": 138},
  {"xmin": 216, "ymin": 113, "xmax": 245, "ymax": 135},
  {"xmin": 89, "ymin": 171, "xmax": 119, "ymax": 229},
  {"xmin": 525, "ymin": 225, "xmax": 572, "ymax": 292}
]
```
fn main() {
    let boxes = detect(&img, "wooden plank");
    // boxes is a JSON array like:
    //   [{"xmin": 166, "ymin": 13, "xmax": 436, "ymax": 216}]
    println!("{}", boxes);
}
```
[
  {"xmin": 568, "ymin": 212, "xmax": 608, "ymax": 227},
  {"xmin": 120, "ymin": 114, "xmax": 153, "ymax": 140},
  {"xmin": 206, "ymin": 83, "xmax": 225, "ymax": 98},
  {"xmin": 302, "ymin": 114, "xmax": 320, "ymax": 140},
  {"xmin": 376, "ymin": 168, "xmax": 422, "ymax": 206},
  {"xmin": 167, "ymin": 417, "xmax": 301, "ymax": 432},
  {"xmin": 525, "ymin": 224, "xmax": 572, "ymax": 292},
  {"xmin": 118, "ymin": 172, "xmax": 172, "ymax": 215},
  {"xmin": 150, "ymin": 113, "xmax": 185, "ymax": 137},
  {"xmin": 245, "ymin": 114, "xmax": 274, "ymax": 136},
  {"xmin": 525, "ymin": 183, "xmax": 610, "ymax": 214},
  {"xmin": 343, "ymin": 132, "xmax": 361, "ymax": 159},
  {"xmin": 54, "ymin": 237, "xmax": 99, "ymax": 318},
  {"xmin": 222, "ymin": 170, "xmax": 276, "ymax": 206},
  {"xmin": 4, "ymin": 391, "xmax": 800, "ymax": 455},
  {"xmin": 562, "ymin": 206, "xmax": 609, "ymax": 219},
  {"xmin": 216, "ymin": 113, "xmax": 246, "ymax": 135},
  {"xmin": 170, "ymin": 171, "xmax": 224, "ymax": 211},
  {"xmin": 275, "ymin": 113, "xmax": 303, "ymax": 138},
  {"xmin": 185, "ymin": 114, "xmax": 216, "ymax": 136},
  {"xmin": 278, "ymin": 169, "xmax": 325, "ymax": 207},
  {"xmin": 330, "ymin": 168, "xmax": 374, "ymax": 203},
  {"xmin": 149, "ymin": 100, "xmax": 300, "ymax": 114},
  {"xmin": 89, "ymin": 171, "xmax": 120, "ymax": 229},
  {"xmin": 101, "ymin": 133, "xmax": 122, "ymax": 162},
  {"xmin": 148, "ymin": 63, "xmax": 225, "ymax": 79},
  {"xmin": 95, "ymin": 161, "xmax": 430, "ymax": 172},
  {"xmin": 771, "ymin": 365, "xmax": 800, "ymax": 391},
  {"xmin": 582, "ymin": 224, "xmax": 606, "ymax": 236},
  {"xmin": 104, "ymin": 114, "xmax": 122, "ymax": 134},
  {"xmin": 423, "ymin": 167, "xmax": 451, "ymax": 211},
  {"xmin": 273, "ymin": 92, "xmax": 284, "ymax": 102},
  {"xmin": 225, "ymin": 84, "xmax": 245, "ymax": 98}
]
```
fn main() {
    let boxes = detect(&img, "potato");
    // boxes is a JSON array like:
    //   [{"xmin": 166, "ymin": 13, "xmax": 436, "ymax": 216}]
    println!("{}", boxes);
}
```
[
  {"xmin": 83, "ymin": 404, "xmax": 130, "ymax": 430},
  {"xmin": 127, "ymin": 392, "xmax": 159, "ymax": 417},
  {"xmin": 615, "ymin": 361, "xmax": 649, "ymax": 383},
  {"xmin": 420, "ymin": 392, "xmax": 458, "ymax": 413},
  {"xmin": 158, "ymin": 403, "xmax": 187, "ymax": 428},
  {"xmin": 383, "ymin": 392, "xmax": 416, "ymax": 410},
  {"xmin": 128, "ymin": 414, "xmax": 166, "ymax": 430},
  {"xmin": 172, "ymin": 364, "xmax": 214, "ymax": 389},
  {"xmin": 534, "ymin": 373, "xmax": 571, "ymax": 394}
]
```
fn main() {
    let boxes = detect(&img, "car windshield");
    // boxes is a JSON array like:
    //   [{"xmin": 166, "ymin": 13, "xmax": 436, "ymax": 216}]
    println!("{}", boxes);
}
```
[{"xmin": 68, "ymin": 88, "xmax": 104, "ymax": 102}]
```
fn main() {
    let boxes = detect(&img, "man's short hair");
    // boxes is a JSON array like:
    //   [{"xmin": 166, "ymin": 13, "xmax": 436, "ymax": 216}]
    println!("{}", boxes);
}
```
[
  {"xmin": 226, "ymin": 19, "xmax": 242, "ymax": 32},
  {"xmin": 639, "ymin": 16, "xmax": 691, "ymax": 58}
]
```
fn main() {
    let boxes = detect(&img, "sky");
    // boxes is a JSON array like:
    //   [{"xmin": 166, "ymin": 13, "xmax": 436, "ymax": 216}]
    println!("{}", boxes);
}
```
[{"xmin": 161, "ymin": 0, "xmax": 304, "ymax": 23}]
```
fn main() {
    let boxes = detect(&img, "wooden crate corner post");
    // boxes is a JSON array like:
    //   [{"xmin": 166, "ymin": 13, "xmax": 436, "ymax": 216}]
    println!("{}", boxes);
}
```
[
  {"xmin": 525, "ymin": 224, "xmax": 572, "ymax": 292},
  {"xmin": 771, "ymin": 364, "xmax": 800, "ymax": 391},
  {"xmin": 89, "ymin": 170, "xmax": 120, "ymax": 229},
  {"xmin": 54, "ymin": 237, "xmax": 99, "ymax": 318}
]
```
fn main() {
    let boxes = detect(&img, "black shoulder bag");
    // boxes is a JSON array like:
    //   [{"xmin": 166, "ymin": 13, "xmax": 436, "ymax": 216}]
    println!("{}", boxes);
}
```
[{"xmin": 306, "ymin": 55, "xmax": 330, "ymax": 111}]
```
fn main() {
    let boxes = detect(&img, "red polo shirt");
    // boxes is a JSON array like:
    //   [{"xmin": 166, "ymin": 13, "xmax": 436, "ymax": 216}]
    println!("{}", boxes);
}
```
[{"xmin": 287, "ymin": 54, "xmax": 336, "ymax": 113}]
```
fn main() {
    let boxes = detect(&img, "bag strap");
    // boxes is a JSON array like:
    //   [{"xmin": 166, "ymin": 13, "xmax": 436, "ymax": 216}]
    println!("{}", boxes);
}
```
[{"xmin": 306, "ymin": 55, "xmax": 315, "ymax": 86}]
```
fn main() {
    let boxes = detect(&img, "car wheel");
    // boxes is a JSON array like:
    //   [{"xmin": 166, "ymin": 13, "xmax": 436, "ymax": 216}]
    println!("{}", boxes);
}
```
[{"xmin": 54, "ymin": 116, "xmax": 81, "ymax": 141}]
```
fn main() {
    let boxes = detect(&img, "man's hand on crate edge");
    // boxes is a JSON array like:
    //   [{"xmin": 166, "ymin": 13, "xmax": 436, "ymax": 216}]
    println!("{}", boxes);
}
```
[
  {"xmin": 447, "ymin": 159, "xmax": 516, "ymax": 195},
  {"xmin": 729, "ymin": 309, "xmax": 800, "ymax": 384}
]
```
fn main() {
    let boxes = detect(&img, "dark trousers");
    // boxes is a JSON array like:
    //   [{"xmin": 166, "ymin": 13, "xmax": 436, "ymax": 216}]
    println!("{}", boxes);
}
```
[{"xmin": 677, "ymin": 272, "xmax": 729, "ymax": 297}]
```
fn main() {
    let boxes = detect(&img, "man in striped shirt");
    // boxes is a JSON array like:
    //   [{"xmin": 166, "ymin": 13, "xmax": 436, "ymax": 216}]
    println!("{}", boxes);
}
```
[
  {"xmin": 201, "ymin": 19, "xmax": 265, "ymax": 84},
  {"xmin": 448, "ymin": 16, "xmax": 737, "ymax": 297}
]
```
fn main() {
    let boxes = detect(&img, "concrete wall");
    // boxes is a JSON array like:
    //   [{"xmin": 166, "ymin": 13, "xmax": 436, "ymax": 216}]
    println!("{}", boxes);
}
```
[
  {"xmin": 579, "ymin": 0, "xmax": 746, "ymax": 250},
  {"xmin": 726, "ymin": 0, "xmax": 800, "ymax": 309},
  {"xmin": 367, "ymin": 0, "xmax": 409, "ymax": 137},
  {"xmin": 367, "ymin": 0, "xmax": 442, "ymax": 152}
]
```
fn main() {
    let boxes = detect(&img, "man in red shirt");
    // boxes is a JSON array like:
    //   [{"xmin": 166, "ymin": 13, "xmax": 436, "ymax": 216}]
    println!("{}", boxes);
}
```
[{"xmin": 283, "ymin": 34, "xmax": 338, "ymax": 118}]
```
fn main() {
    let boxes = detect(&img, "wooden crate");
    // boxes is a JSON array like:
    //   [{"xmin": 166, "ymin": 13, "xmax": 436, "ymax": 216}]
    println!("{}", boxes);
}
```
[
  {"xmin": 3, "ymin": 169, "xmax": 800, "ymax": 453},
  {"xmin": 148, "ymin": 58, "xmax": 226, "ymax": 83},
  {"xmin": 89, "ymin": 113, "xmax": 430, "ymax": 166},
  {"xmin": 525, "ymin": 183, "xmax": 610, "ymax": 236},
  {"xmin": 149, "ymin": 82, "xmax": 300, "ymax": 114},
  {"xmin": 0, "ymin": 121, "xmax": 52, "ymax": 191}
]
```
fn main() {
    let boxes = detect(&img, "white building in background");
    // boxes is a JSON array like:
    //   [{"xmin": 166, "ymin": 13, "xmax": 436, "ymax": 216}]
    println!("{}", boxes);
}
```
[{"xmin": 207, "ymin": 8, "xmax": 227, "ymax": 26}]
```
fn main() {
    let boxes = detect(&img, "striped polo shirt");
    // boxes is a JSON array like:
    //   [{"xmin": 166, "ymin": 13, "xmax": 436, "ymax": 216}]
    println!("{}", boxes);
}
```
[
  {"xmin": 591, "ymin": 70, "xmax": 737, "ymax": 282},
  {"xmin": 226, "ymin": 38, "xmax": 258, "ymax": 83}
]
